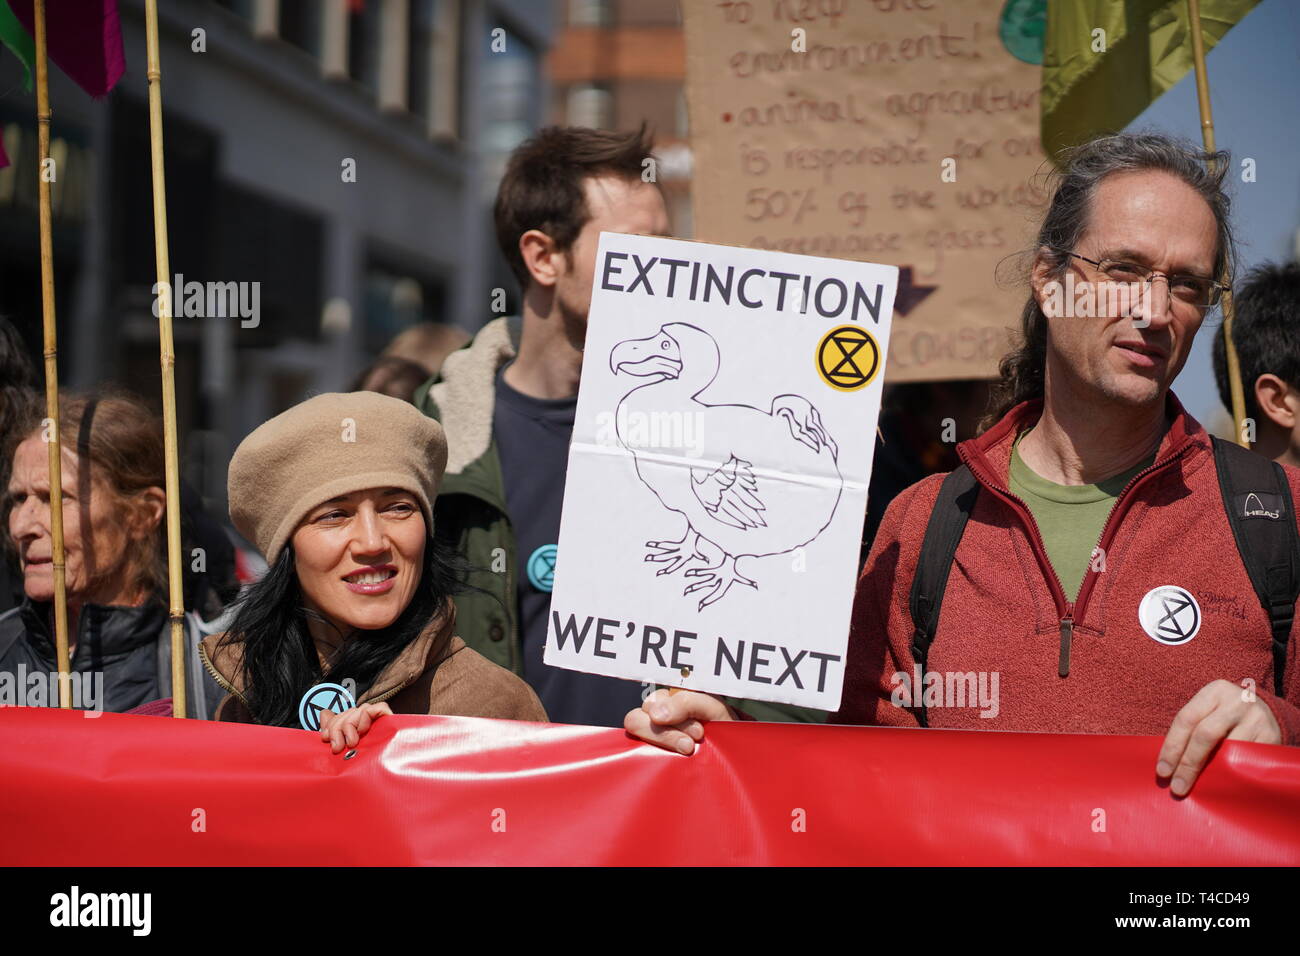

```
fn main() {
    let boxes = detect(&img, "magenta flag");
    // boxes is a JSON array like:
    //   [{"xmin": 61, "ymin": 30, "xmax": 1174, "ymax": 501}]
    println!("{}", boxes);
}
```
[{"xmin": 6, "ymin": 0, "xmax": 124, "ymax": 98}]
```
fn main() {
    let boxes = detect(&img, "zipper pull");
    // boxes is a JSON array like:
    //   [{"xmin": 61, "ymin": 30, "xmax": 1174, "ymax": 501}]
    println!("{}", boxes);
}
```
[{"xmin": 1058, "ymin": 616, "xmax": 1073, "ymax": 678}]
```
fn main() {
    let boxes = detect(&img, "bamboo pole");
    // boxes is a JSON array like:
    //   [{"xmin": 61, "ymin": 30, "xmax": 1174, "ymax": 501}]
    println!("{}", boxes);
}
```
[
  {"xmin": 33, "ymin": 1, "xmax": 71, "ymax": 709},
  {"xmin": 143, "ymin": 0, "xmax": 187, "ymax": 718},
  {"xmin": 1186, "ymin": 0, "xmax": 1248, "ymax": 448}
]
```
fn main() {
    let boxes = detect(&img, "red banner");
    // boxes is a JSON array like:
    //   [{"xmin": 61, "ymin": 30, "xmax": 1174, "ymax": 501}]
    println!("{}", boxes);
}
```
[{"xmin": 2, "ymin": 707, "xmax": 1298, "ymax": 865}]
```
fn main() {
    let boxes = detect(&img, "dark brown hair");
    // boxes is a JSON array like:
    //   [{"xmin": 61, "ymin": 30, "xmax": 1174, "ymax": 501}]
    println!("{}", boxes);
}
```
[
  {"xmin": 493, "ymin": 124, "xmax": 658, "ymax": 289},
  {"xmin": 983, "ymin": 132, "xmax": 1236, "ymax": 430}
]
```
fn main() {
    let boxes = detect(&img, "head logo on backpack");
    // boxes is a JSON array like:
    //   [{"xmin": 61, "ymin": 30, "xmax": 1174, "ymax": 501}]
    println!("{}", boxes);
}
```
[{"xmin": 1239, "ymin": 491, "xmax": 1284, "ymax": 520}]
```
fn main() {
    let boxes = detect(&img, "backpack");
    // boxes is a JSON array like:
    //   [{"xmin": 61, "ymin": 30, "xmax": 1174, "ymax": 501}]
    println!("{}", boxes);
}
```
[{"xmin": 907, "ymin": 437, "xmax": 1300, "ymax": 726}]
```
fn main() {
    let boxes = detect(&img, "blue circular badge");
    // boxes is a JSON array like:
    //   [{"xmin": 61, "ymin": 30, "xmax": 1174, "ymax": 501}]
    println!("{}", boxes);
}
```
[
  {"xmin": 298, "ymin": 682, "xmax": 356, "ymax": 731},
  {"xmin": 526, "ymin": 544, "xmax": 557, "ymax": 592}
]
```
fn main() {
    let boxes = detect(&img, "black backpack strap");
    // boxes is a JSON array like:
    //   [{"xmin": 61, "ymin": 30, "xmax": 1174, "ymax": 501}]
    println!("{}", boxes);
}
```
[
  {"xmin": 1211, "ymin": 436, "xmax": 1300, "ymax": 696},
  {"xmin": 908, "ymin": 464, "xmax": 980, "ymax": 727}
]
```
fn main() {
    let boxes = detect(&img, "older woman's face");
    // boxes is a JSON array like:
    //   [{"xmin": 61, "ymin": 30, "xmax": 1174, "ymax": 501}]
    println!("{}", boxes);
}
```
[
  {"xmin": 7, "ymin": 436, "xmax": 147, "ymax": 606},
  {"xmin": 291, "ymin": 488, "xmax": 426, "ymax": 633}
]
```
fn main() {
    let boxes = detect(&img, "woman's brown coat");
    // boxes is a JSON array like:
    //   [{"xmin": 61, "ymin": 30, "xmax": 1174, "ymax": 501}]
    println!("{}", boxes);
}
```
[{"xmin": 198, "ymin": 600, "xmax": 547, "ymax": 724}]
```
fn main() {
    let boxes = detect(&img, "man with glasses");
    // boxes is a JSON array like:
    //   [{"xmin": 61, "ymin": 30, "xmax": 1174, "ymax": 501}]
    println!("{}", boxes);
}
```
[{"xmin": 625, "ymin": 133, "xmax": 1300, "ymax": 798}]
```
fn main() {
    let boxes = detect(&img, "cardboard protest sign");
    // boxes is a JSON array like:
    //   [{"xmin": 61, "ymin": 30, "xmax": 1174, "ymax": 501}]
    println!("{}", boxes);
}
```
[
  {"xmin": 544, "ymin": 232, "xmax": 897, "ymax": 711},
  {"xmin": 682, "ymin": 0, "xmax": 1047, "ymax": 383}
]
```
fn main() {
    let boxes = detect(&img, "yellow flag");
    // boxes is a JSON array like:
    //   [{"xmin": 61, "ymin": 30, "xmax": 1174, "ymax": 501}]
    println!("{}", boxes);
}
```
[{"xmin": 1041, "ymin": 0, "xmax": 1260, "ymax": 163}]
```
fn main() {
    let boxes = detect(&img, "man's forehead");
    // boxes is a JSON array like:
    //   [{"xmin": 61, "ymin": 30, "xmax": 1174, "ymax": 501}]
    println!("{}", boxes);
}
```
[
  {"xmin": 583, "ymin": 173, "xmax": 662, "ymax": 214},
  {"xmin": 1084, "ymin": 169, "xmax": 1218, "ymax": 266},
  {"xmin": 582, "ymin": 171, "xmax": 640, "ymax": 199},
  {"xmin": 580, "ymin": 183, "xmax": 668, "ymax": 243}
]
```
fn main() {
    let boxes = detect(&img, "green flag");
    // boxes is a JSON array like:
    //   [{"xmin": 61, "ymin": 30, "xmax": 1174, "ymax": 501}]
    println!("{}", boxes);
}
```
[
  {"xmin": 1041, "ymin": 0, "xmax": 1261, "ymax": 163},
  {"xmin": 0, "ymin": 0, "xmax": 33, "ymax": 92}
]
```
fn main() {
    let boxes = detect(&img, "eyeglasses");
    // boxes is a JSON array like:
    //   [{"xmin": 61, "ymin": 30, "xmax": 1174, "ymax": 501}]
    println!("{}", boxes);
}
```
[{"xmin": 1059, "ymin": 251, "xmax": 1227, "ymax": 311}]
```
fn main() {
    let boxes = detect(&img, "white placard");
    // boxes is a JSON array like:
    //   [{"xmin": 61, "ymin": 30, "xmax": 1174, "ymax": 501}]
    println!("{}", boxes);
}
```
[{"xmin": 544, "ymin": 233, "xmax": 898, "ymax": 711}]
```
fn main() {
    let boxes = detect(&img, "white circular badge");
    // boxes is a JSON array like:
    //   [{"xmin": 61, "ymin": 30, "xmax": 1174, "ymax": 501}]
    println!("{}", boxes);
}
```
[{"xmin": 1138, "ymin": 585, "xmax": 1201, "ymax": 646}]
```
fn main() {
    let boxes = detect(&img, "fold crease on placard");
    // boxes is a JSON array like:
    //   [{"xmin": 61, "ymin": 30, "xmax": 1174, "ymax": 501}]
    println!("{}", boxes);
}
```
[{"xmin": 570, "ymin": 439, "xmax": 870, "ymax": 494}]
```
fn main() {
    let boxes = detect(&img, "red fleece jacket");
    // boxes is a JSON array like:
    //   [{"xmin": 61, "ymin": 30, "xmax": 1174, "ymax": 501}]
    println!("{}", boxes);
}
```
[{"xmin": 834, "ymin": 394, "xmax": 1300, "ymax": 745}]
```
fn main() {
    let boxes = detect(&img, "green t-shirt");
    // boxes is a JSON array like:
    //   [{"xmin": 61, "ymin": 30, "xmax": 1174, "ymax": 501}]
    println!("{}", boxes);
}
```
[{"xmin": 1008, "ymin": 440, "xmax": 1153, "ymax": 603}]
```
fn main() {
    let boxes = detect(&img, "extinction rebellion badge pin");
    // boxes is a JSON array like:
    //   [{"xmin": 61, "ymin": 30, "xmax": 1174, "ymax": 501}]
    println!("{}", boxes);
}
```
[
  {"xmin": 1138, "ymin": 585, "xmax": 1202, "ymax": 646},
  {"xmin": 298, "ymin": 682, "xmax": 356, "ymax": 731},
  {"xmin": 527, "ymin": 544, "xmax": 558, "ymax": 592}
]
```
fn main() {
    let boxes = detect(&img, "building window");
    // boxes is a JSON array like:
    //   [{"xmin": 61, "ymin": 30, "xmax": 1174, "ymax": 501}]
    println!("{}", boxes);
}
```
[
  {"xmin": 566, "ymin": 84, "xmax": 613, "ymax": 129},
  {"xmin": 481, "ymin": 24, "xmax": 538, "ymax": 191},
  {"xmin": 212, "ymin": 0, "xmax": 255, "ymax": 22},
  {"xmin": 279, "ymin": 0, "xmax": 323, "ymax": 57},
  {"xmin": 212, "ymin": 182, "xmax": 325, "ymax": 349},
  {"xmin": 348, "ymin": 1, "xmax": 384, "ymax": 96},
  {"xmin": 407, "ymin": 0, "xmax": 437, "ymax": 121}
]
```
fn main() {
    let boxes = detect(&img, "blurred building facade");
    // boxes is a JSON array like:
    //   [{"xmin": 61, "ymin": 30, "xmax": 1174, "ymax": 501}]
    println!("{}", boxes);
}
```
[
  {"xmin": 0, "ymin": 0, "xmax": 554, "ymax": 513},
  {"xmin": 547, "ymin": 0, "xmax": 691, "ymax": 235}
]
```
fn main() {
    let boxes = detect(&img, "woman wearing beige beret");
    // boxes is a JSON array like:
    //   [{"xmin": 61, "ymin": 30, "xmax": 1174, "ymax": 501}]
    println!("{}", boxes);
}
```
[{"xmin": 199, "ymin": 392, "xmax": 546, "ymax": 749}]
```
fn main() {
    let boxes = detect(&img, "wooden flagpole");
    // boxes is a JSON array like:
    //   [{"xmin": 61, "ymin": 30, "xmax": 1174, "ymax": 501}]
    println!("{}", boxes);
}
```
[
  {"xmin": 1186, "ymin": 0, "xmax": 1248, "ymax": 448},
  {"xmin": 33, "ymin": 0, "xmax": 71, "ymax": 709},
  {"xmin": 143, "ymin": 0, "xmax": 187, "ymax": 718}
]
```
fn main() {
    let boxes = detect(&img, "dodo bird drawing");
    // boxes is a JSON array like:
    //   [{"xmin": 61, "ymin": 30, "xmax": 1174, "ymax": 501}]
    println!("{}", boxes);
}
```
[{"xmin": 608, "ymin": 323, "xmax": 843, "ymax": 610}]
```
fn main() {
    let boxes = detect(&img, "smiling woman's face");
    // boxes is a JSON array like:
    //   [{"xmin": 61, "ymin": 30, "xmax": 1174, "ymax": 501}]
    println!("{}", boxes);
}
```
[{"xmin": 290, "ymin": 487, "xmax": 426, "ymax": 633}]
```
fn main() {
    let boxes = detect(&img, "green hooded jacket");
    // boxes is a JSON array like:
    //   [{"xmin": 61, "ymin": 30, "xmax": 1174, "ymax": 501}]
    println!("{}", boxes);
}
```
[{"xmin": 414, "ymin": 317, "xmax": 826, "ymax": 723}]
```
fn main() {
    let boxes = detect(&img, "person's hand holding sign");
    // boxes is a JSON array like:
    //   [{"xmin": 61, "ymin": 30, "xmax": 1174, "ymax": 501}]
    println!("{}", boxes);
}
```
[
  {"xmin": 624, "ymin": 689, "xmax": 736, "ymax": 755},
  {"xmin": 319, "ymin": 702, "xmax": 393, "ymax": 754}
]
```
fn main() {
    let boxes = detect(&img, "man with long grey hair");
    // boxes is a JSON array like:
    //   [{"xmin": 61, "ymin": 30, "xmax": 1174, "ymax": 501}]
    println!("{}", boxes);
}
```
[{"xmin": 624, "ymin": 132, "xmax": 1300, "ymax": 798}]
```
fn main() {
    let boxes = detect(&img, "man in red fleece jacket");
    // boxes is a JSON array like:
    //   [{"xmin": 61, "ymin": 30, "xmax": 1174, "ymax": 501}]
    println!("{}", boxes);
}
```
[{"xmin": 624, "ymin": 132, "xmax": 1299, "ymax": 797}]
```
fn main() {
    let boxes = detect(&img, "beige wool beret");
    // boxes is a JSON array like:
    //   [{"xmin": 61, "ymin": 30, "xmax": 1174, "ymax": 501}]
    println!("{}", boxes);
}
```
[{"xmin": 228, "ymin": 392, "xmax": 448, "ymax": 564}]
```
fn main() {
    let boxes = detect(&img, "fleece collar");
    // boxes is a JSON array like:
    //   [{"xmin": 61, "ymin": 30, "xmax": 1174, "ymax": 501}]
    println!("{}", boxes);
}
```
[
  {"xmin": 957, "ymin": 390, "xmax": 1211, "ymax": 492},
  {"xmin": 428, "ymin": 316, "xmax": 522, "ymax": 476}
]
